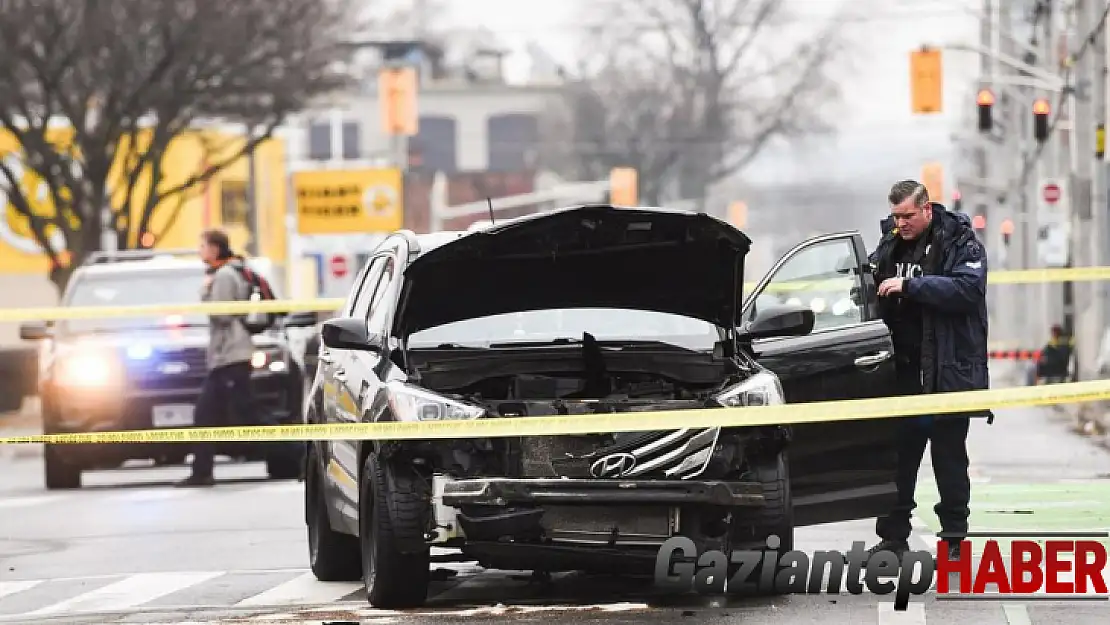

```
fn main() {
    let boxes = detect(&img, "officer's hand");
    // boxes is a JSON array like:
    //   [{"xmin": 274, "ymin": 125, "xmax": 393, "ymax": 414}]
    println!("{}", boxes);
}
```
[{"xmin": 877, "ymin": 277, "xmax": 904, "ymax": 296}]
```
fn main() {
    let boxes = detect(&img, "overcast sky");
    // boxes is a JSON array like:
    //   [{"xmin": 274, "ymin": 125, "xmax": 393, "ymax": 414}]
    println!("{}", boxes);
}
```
[{"xmin": 441, "ymin": 0, "xmax": 981, "ymax": 194}]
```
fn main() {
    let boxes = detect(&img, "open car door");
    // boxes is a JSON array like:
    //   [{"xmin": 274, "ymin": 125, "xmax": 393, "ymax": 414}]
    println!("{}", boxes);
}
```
[{"xmin": 739, "ymin": 232, "xmax": 900, "ymax": 527}]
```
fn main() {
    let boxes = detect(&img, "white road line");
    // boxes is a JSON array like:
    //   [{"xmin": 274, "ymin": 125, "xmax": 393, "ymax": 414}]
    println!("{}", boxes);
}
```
[
  {"xmin": 0, "ymin": 580, "xmax": 42, "ymax": 600},
  {"xmin": 877, "ymin": 601, "xmax": 927, "ymax": 624},
  {"xmin": 1002, "ymin": 604, "xmax": 1033, "ymax": 625},
  {"xmin": 233, "ymin": 571, "xmax": 362, "ymax": 607},
  {"xmin": 0, "ymin": 495, "xmax": 59, "ymax": 510},
  {"xmin": 22, "ymin": 571, "xmax": 224, "ymax": 617}
]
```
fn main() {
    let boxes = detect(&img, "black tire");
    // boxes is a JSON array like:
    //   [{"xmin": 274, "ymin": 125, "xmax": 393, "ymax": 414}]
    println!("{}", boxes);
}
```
[
  {"xmin": 43, "ymin": 445, "xmax": 81, "ymax": 490},
  {"xmin": 751, "ymin": 451, "xmax": 794, "ymax": 553},
  {"xmin": 360, "ymin": 452, "xmax": 431, "ymax": 609},
  {"xmin": 306, "ymin": 447, "xmax": 362, "ymax": 581},
  {"xmin": 267, "ymin": 444, "xmax": 304, "ymax": 480}
]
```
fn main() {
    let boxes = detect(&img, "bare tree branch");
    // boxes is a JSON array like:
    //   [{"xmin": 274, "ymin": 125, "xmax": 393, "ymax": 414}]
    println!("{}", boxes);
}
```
[
  {"xmin": 539, "ymin": 0, "xmax": 849, "ymax": 207},
  {"xmin": 0, "ymin": 0, "xmax": 358, "ymax": 293}
]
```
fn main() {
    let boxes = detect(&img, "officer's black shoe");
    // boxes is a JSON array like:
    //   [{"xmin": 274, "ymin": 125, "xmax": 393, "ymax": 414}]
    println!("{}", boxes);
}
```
[
  {"xmin": 175, "ymin": 474, "xmax": 215, "ymax": 487},
  {"xmin": 854, "ymin": 539, "xmax": 911, "ymax": 567},
  {"xmin": 939, "ymin": 539, "xmax": 965, "ymax": 562}
]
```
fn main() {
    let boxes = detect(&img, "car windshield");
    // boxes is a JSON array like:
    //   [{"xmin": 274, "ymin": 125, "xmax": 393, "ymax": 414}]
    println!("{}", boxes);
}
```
[
  {"xmin": 61, "ymin": 269, "xmax": 209, "ymax": 334},
  {"xmin": 408, "ymin": 308, "xmax": 722, "ymax": 351}
]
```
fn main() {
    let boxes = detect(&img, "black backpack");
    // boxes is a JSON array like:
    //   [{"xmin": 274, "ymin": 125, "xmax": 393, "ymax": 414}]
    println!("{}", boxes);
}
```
[{"xmin": 231, "ymin": 263, "xmax": 278, "ymax": 334}]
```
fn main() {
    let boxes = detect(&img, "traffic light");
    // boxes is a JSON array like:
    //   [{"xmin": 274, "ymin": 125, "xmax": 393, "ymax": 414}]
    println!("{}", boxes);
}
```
[
  {"xmin": 976, "ymin": 89, "xmax": 994, "ymax": 132},
  {"xmin": 1033, "ymin": 98, "xmax": 1050, "ymax": 143},
  {"xmin": 1098, "ymin": 123, "xmax": 1105, "ymax": 159},
  {"xmin": 910, "ymin": 46, "xmax": 943, "ymax": 114},
  {"xmin": 609, "ymin": 167, "xmax": 638, "ymax": 205},
  {"xmin": 1001, "ymin": 218, "xmax": 1014, "ymax": 246},
  {"xmin": 972, "ymin": 214, "xmax": 986, "ymax": 231}
]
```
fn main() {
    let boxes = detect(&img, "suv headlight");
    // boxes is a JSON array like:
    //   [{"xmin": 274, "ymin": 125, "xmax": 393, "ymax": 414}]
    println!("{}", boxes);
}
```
[
  {"xmin": 386, "ymin": 381, "xmax": 486, "ymax": 421},
  {"xmin": 56, "ymin": 350, "xmax": 121, "ymax": 388},
  {"xmin": 713, "ymin": 371, "xmax": 784, "ymax": 407}
]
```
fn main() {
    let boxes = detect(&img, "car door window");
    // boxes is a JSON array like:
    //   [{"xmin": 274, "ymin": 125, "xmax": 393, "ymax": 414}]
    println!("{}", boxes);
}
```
[
  {"xmin": 746, "ymin": 237, "xmax": 863, "ymax": 333},
  {"xmin": 366, "ymin": 256, "xmax": 397, "ymax": 330},
  {"xmin": 349, "ymin": 256, "xmax": 387, "ymax": 320}
]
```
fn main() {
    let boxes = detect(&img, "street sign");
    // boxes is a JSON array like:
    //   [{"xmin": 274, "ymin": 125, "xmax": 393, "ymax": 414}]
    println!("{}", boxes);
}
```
[
  {"xmin": 1043, "ymin": 182, "xmax": 1062, "ymax": 204},
  {"xmin": 329, "ymin": 255, "xmax": 348, "ymax": 279},
  {"xmin": 293, "ymin": 168, "xmax": 404, "ymax": 235}
]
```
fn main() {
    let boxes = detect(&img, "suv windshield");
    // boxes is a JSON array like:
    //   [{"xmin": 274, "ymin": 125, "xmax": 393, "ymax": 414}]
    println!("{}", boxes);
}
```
[
  {"xmin": 408, "ymin": 308, "xmax": 721, "ymax": 351},
  {"xmin": 61, "ymin": 269, "xmax": 208, "ymax": 334}
]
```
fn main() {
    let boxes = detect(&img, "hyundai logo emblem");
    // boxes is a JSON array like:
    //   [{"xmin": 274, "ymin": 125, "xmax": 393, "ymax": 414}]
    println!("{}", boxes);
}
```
[
  {"xmin": 590, "ymin": 452, "xmax": 637, "ymax": 478},
  {"xmin": 158, "ymin": 362, "xmax": 189, "ymax": 375}
]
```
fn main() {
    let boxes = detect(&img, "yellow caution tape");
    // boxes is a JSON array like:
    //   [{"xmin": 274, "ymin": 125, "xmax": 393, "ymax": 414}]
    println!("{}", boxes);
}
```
[
  {"xmin": 0, "ymin": 298, "xmax": 346, "ymax": 323},
  {"xmin": 1, "ymin": 266, "xmax": 1109, "ymax": 325},
  {"xmin": 3, "ymin": 379, "xmax": 1109, "ymax": 446}
]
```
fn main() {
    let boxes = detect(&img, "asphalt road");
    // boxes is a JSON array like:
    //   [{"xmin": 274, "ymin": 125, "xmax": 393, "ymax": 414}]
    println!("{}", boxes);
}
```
[{"xmin": 2, "ymin": 402, "xmax": 1109, "ymax": 624}]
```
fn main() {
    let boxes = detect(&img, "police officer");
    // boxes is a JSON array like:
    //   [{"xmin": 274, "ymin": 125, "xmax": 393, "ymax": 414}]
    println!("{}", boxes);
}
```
[{"xmin": 863, "ymin": 180, "xmax": 991, "ymax": 562}]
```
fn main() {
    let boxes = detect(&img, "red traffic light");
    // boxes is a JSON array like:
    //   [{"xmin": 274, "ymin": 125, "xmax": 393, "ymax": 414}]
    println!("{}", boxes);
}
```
[
  {"xmin": 976, "ymin": 89, "xmax": 995, "ymax": 106},
  {"xmin": 952, "ymin": 189, "xmax": 961, "ymax": 201},
  {"xmin": 972, "ymin": 214, "xmax": 986, "ymax": 229},
  {"xmin": 1000, "ymin": 218, "xmax": 1014, "ymax": 235},
  {"xmin": 1033, "ymin": 98, "xmax": 1051, "ymax": 115}
]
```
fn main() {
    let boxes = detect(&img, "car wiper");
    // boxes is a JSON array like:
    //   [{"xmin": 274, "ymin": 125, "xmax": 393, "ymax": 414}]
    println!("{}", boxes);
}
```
[{"xmin": 488, "ymin": 337, "xmax": 582, "ymax": 348}]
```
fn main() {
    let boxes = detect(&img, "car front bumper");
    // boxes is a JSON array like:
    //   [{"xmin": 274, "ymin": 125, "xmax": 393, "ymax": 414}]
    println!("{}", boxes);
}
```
[
  {"xmin": 432, "ymin": 475, "xmax": 764, "ymax": 543},
  {"xmin": 44, "ymin": 370, "xmax": 297, "ymax": 466}
]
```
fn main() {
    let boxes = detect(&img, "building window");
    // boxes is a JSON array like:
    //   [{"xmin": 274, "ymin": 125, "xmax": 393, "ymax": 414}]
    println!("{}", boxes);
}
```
[
  {"xmin": 308, "ymin": 120, "xmax": 332, "ymax": 161},
  {"xmin": 220, "ymin": 180, "xmax": 249, "ymax": 226},
  {"xmin": 488, "ymin": 113, "xmax": 539, "ymax": 171},
  {"xmin": 409, "ymin": 116, "xmax": 457, "ymax": 173},
  {"xmin": 341, "ymin": 121, "xmax": 361, "ymax": 160}
]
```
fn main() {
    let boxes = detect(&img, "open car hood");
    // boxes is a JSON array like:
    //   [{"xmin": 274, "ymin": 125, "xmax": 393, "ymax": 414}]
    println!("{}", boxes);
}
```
[{"xmin": 394, "ymin": 204, "xmax": 752, "ymax": 337}]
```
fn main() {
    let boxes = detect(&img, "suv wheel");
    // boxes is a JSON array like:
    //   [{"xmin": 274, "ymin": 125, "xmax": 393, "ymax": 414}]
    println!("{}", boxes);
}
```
[
  {"xmin": 44, "ymin": 445, "xmax": 81, "ymax": 490},
  {"xmin": 360, "ymin": 452, "xmax": 430, "ymax": 609},
  {"xmin": 306, "ymin": 446, "xmax": 361, "ymax": 581},
  {"xmin": 751, "ymin": 450, "xmax": 794, "ymax": 553}
]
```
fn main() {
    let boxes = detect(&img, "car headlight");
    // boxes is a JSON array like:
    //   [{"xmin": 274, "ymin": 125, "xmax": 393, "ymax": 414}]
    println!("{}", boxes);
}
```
[
  {"xmin": 56, "ymin": 351, "xmax": 120, "ymax": 388},
  {"xmin": 713, "ymin": 371, "xmax": 785, "ymax": 407},
  {"xmin": 251, "ymin": 349, "xmax": 287, "ymax": 373},
  {"xmin": 385, "ymin": 381, "xmax": 486, "ymax": 422}
]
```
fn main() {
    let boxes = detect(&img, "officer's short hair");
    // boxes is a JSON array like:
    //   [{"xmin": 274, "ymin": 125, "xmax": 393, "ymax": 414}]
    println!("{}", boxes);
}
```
[{"xmin": 889, "ymin": 180, "xmax": 929, "ymax": 209}]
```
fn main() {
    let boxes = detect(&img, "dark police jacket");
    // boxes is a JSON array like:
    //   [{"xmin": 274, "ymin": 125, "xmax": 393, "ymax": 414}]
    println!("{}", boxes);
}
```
[{"xmin": 868, "ymin": 202, "xmax": 993, "ymax": 422}]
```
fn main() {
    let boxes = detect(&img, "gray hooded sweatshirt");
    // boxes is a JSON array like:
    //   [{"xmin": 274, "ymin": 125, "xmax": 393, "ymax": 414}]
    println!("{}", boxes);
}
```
[{"xmin": 201, "ymin": 259, "xmax": 254, "ymax": 370}]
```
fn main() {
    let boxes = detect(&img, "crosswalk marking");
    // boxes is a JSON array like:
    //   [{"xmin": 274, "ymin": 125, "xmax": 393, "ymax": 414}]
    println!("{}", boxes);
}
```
[
  {"xmin": 877, "ymin": 602, "xmax": 926, "ymax": 624},
  {"xmin": 0, "ymin": 495, "xmax": 59, "ymax": 510},
  {"xmin": 234, "ymin": 572, "xmax": 361, "ymax": 607},
  {"xmin": 22, "ymin": 571, "xmax": 224, "ymax": 616},
  {"xmin": 0, "ymin": 581, "xmax": 41, "ymax": 601}
]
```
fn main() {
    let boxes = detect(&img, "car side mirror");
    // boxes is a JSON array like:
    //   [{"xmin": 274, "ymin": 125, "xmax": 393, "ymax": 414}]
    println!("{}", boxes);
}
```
[
  {"xmin": 320, "ymin": 317, "xmax": 383, "ymax": 353},
  {"xmin": 738, "ymin": 303, "xmax": 815, "ymax": 341},
  {"xmin": 282, "ymin": 311, "xmax": 319, "ymax": 328},
  {"xmin": 19, "ymin": 321, "xmax": 50, "ymax": 341}
]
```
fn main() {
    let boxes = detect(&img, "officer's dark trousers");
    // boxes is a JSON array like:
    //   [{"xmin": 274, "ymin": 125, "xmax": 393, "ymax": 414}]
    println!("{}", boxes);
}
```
[
  {"xmin": 875, "ymin": 360, "xmax": 972, "ymax": 543},
  {"xmin": 189, "ymin": 361, "xmax": 254, "ymax": 479}
]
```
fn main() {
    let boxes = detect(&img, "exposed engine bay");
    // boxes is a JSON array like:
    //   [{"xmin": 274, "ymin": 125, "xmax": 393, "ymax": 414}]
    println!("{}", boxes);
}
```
[{"xmin": 378, "ymin": 333, "xmax": 783, "ymax": 571}]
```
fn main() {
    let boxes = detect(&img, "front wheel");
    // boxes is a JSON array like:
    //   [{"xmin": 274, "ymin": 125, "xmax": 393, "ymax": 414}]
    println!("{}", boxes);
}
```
[
  {"xmin": 360, "ymin": 452, "xmax": 431, "ymax": 609},
  {"xmin": 44, "ymin": 445, "xmax": 81, "ymax": 490}
]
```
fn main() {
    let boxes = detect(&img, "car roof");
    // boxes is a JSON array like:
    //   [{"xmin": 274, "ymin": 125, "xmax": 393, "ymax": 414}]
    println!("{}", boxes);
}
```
[{"xmin": 69, "ymin": 255, "xmax": 278, "ymax": 286}]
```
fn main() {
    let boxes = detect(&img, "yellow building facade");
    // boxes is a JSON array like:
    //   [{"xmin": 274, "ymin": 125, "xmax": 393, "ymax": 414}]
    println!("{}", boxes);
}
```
[{"xmin": 0, "ymin": 125, "xmax": 289, "ymax": 275}]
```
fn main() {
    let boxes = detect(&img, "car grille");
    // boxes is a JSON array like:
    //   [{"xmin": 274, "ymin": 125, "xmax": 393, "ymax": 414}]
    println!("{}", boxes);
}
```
[
  {"xmin": 523, "ymin": 426, "xmax": 719, "ymax": 480},
  {"xmin": 125, "ymin": 347, "xmax": 209, "ymax": 390}
]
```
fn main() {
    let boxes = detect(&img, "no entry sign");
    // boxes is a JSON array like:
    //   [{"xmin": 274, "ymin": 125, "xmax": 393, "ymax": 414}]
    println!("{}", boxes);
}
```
[
  {"xmin": 329, "ymin": 255, "xmax": 348, "ymax": 278},
  {"xmin": 1043, "ymin": 182, "xmax": 1061, "ymax": 204}
]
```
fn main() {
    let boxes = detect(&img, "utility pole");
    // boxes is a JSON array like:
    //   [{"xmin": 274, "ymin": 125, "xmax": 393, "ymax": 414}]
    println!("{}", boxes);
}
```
[{"xmin": 1070, "ymin": 0, "xmax": 1101, "ymax": 380}]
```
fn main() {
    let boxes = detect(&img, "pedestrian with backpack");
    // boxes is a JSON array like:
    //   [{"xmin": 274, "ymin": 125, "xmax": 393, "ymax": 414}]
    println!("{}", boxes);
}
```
[{"xmin": 178, "ymin": 228, "xmax": 263, "ymax": 487}]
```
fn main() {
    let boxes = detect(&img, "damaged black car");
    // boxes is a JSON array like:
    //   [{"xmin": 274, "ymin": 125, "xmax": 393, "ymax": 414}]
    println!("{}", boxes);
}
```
[{"xmin": 302, "ymin": 204, "xmax": 901, "ymax": 608}]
